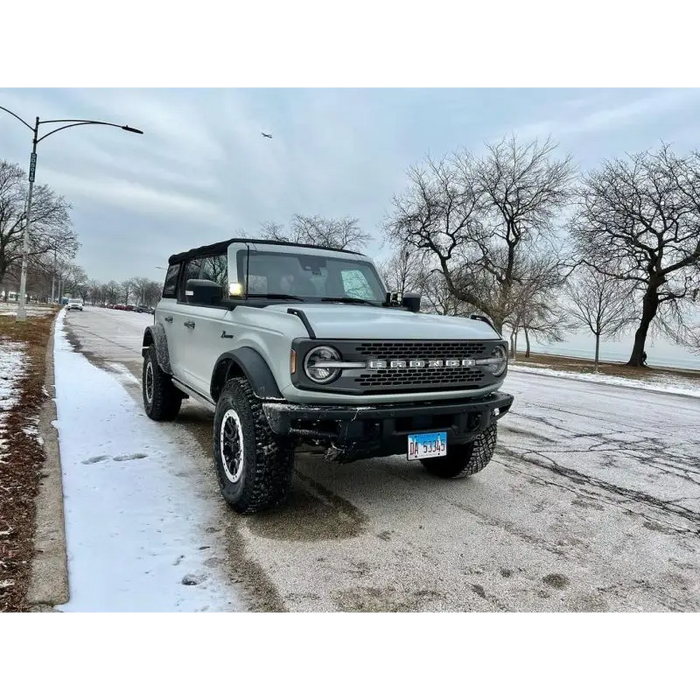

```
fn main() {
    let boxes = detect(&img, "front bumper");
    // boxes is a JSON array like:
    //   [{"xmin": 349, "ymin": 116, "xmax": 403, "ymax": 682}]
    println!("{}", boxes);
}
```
[{"xmin": 263, "ymin": 391, "xmax": 513, "ymax": 462}]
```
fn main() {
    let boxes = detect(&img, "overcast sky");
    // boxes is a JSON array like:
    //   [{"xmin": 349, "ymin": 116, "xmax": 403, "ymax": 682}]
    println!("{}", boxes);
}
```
[{"xmin": 1, "ymin": 88, "xmax": 699, "ymax": 283}]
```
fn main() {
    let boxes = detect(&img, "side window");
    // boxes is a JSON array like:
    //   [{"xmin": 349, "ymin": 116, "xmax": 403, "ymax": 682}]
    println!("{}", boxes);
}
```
[
  {"xmin": 162, "ymin": 263, "xmax": 180, "ymax": 298},
  {"xmin": 199, "ymin": 254, "xmax": 228, "ymax": 290},
  {"xmin": 341, "ymin": 269, "xmax": 374, "ymax": 300},
  {"xmin": 179, "ymin": 258, "xmax": 202, "ymax": 301}
]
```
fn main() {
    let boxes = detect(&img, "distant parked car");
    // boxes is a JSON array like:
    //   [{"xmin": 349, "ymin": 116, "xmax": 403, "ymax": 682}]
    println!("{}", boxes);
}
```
[
  {"xmin": 135, "ymin": 304, "xmax": 154, "ymax": 314},
  {"xmin": 66, "ymin": 298, "xmax": 84, "ymax": 311}
]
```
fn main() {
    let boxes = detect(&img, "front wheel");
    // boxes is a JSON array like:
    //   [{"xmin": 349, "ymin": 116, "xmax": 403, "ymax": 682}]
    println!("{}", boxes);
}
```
[
  {"xmin": 142, "ymin": 346, "xmax": 182, "ymax": 421},
  {"xmin": 213, "ymin": 377, "xmax": 294, "ymax": 513},
  {"xmin": 421, "ymin": 423, "xmax": 498, "ymax": 479}
]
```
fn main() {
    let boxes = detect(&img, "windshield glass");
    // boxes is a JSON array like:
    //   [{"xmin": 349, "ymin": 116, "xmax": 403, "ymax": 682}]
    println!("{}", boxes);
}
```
[
  {"xmin": 237, "ymin": 250, "xmax": 386, "ymax": 303},
  {"xmin": 68, "ymin": 299, "xmax": 81, "ymax": 304}
]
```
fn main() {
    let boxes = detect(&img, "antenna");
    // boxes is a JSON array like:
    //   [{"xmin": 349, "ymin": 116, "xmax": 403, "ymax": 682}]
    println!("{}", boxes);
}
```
[{"xmin": 245, "ymin": 245, "xmax": 251, "ymax": 301}]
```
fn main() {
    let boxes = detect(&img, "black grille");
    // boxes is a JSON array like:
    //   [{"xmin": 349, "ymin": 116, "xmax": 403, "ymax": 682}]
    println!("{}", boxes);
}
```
[
  {"xmin": 354, "ymin": 341, "xmax": 488, "ymax": 360},
  {"xmin": 357, "ymin": 367, "xmax": 484, "ymax": 390},
  {"xmin": 350, "ymin": 340, "xmax": 491, "ymax": 393}
]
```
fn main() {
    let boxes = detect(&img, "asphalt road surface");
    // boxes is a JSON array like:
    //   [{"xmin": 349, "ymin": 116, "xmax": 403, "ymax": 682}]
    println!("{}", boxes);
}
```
[{"xmin": 62, "ymin": 307, "xmax": 700, "ymax": 611}]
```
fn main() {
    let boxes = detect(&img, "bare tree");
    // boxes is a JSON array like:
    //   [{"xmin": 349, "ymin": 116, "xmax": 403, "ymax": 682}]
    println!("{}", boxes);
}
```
[
  {"xmin": 103, "ymin": 281, "xmax": 120, "ymax": 305},
  {"xmin": 0, "ymin": 160, "xmax": 78, "ymax": 284},
  {"xmin": 565, "ymin": 266, "xmax": 638, "ymax": 370},
  {"xmin": 376, "ymin": 244, "xmax": 423, "ymax": 295},
  {"xmin": 385, "ymin": 137, "xmax": 575, "ymax": 333},
  {"xmin": 505, "ymin": 251, "xmax": 572, "ymax": 357},
  {"xmin": 260, "ymin": 214, "xmax": 371, "ymax": 250},
  {"xmin": 130, "ymin": 277, "xmax": 153, "ymax": 305},
  {"xmin": 120, "ymin": 279, "xmax": 135, "ymax": 305},
  {"xmin": 571, "ymin": 145, "xmax": 700, "ymax": 366},
  {"xmin": 143, "ymin": 281, "xmax": 162, "ymax": 307},
  {"xmin": 416, "ymin": 269, "xmax": 477, "ymax": 316},
  {"xmin": 61, "ymin": 264, "xmax": 88, "ymax": 299}
]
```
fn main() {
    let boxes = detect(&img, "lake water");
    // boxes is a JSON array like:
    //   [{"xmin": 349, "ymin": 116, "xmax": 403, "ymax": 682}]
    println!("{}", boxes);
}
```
[{"xmin": 521, "ymin": 330, "xmax": 700, "ymax": 371}]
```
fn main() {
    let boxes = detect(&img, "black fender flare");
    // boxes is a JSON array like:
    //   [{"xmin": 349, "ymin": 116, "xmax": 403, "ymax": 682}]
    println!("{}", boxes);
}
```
[
  {"xmin": 142, "ymin": 324, "xmax": 172, "ymax": 375},
  {"xmin": 211, "ymin": 348, "xmax": 283, "ymax": 402}
]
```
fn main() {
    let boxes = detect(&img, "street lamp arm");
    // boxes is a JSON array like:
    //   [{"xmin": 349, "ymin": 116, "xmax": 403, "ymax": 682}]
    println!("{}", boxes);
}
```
[
  {"xmin": 0, "ymin": 104, "xmax": 33, "ymax": 130},
  {"xmin": 37, "ymin": 120, "xmax": 144, "ymax": 144}
]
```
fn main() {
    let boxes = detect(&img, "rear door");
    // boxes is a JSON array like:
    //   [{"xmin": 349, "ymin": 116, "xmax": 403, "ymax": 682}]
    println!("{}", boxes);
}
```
[
  {"xmin": 183, "ymin": 253, "xmax": 230, "ymax": 398},
  {"xmin": 155, "ymin": 262, "xmax": 184, "ymax": 378}
]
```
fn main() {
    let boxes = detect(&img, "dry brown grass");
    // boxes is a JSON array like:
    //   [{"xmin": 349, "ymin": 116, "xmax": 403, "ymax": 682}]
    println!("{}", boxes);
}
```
[
  {"xmin": 0, "ymin": 311, "xmax": 57, "ymax": 612},
  {"xmin": 514, "ymin": 351, "xmax": 700, "ymax": 382}
]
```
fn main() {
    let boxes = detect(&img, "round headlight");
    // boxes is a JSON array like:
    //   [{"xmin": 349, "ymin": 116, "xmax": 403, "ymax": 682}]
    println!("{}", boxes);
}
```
[
  {"xmin": 303, "ymin": 346, "xmax": 342, "ymax": 384},
  {"xmin": 487, "ymin": 345, "xmax": 508, "ymax": 377}
]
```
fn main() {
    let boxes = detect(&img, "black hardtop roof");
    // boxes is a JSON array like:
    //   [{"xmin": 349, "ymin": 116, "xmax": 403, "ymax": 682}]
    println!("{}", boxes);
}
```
[{"xmin": 168, "ymin": 237, "xmax": 361, "ymax": 265}]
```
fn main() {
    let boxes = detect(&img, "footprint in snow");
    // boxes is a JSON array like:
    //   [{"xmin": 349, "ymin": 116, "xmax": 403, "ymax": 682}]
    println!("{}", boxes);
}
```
[
  {"xmin": 82, "ymin": 455, "xmax": 110, "ymax": 464},
  {"xmin": 113, "ymin": 453, "xmax": 148, "ymax": 462},
  {"xmin": 82, "ymin": 453, "xmax": 148, "ymax": 464}
]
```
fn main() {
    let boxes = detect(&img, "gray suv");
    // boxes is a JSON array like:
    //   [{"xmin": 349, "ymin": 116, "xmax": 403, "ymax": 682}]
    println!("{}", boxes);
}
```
[{"xmin": 142, "ymin": 238, "xmax": 513, "ymax": 513}]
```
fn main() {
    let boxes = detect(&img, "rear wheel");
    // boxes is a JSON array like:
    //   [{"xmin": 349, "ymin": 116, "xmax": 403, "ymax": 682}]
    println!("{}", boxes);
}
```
[
  {"xmin": 421, "ymin": 423, "xmax": 497, "ymax": 479},
  {"xmin": 213, "ymin": 377, "xmax": 294, "ymax": 513},
  {"xmin": 142, "ymin": 346, "xmax": 182, "ymax": 421}
]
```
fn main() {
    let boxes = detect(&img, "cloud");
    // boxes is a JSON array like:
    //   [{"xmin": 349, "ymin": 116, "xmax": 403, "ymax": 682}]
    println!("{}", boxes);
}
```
[
  {"xmin": 39, "ymin": 167, "xmax": 231, "ymax": 226},
  {"xmin": 510, "ymin": 89, "xmax": 700, "ymax": 141}
]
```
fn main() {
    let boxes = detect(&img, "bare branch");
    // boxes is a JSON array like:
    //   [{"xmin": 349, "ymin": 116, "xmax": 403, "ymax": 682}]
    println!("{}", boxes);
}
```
[
  {"xmin": 259, "ymin": 214, "xmax": 371, "ymax": 251},
  {"xmin": 570, "ymin": 145, "xmax": 700, "ymax": 365}
]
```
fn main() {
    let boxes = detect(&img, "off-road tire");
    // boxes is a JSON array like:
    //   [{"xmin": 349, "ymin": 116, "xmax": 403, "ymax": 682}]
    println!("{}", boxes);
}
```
[
  {"xmin": 142, "ymin": 345, "xmax": 182, "ymax": 421},
  {"xmin": 421, "ymin": 423, "xmax": 497, "ymax": 479},
  {"xmin": 213, "ymin": 377, "xmax": 295, "ymax": 514}
]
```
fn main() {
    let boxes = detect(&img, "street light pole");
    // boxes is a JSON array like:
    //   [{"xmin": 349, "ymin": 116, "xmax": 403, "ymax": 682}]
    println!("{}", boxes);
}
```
[
  {"xmin": 16, "ymin": 117, "xmax": 39, "ymax": 319},
  {"xmin": 0, "ymin": 105, "xmax": 143, "ymax": 321}
]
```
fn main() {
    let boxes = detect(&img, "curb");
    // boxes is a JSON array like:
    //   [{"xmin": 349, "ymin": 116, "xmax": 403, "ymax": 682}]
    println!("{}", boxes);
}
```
[{"xmin": 26, "ymin": 310, "xmax": 69, "ymax": 611}]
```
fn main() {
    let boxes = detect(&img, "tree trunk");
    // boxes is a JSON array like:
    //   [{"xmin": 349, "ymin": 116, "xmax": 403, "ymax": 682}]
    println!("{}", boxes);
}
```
[
  {"xmin": 510, "ymin": 329, "xmax": 518, "ymax": 359},
  {"xmin": 524, "ymin": 327, "xmax": 531, "ymax": 358},
  {"xmin": 627, "ymin": 285, "xmax": 660, "ymax": 367},
  {"xmin": 594, "ymin": 333, "xmax": 600, "ymax": 373},
  {"xmin": 492, "ymin": 315, "xmax": 504, "ymax": 336}
]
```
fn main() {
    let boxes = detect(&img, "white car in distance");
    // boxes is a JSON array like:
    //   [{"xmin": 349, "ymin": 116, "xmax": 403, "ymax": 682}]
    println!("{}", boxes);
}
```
[{"xmin": 66, "ymin": 298, "xmax": 84, "ymax": 311}]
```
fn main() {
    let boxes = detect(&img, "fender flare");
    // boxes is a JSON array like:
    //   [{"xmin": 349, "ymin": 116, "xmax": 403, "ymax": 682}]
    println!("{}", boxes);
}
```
[
  {"xmin": 211, "ymin": 348, "xmax": 283, "ymax": 402},
  {"xmin": 142, "ymin": 324, "xmax": 172, "ymax": 375}
]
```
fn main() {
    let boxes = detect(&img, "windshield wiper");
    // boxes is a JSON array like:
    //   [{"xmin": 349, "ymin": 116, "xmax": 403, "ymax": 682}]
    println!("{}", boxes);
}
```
[
  {"xmin": 320, "ymin": 296, "xmax": 378, "ymax": 306},
  {"xmin": 247, "ymin": 293, "xmax": 306, "ymax": 302}
]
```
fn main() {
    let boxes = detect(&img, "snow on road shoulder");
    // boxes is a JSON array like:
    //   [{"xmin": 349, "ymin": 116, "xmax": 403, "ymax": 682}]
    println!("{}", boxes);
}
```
[
  {"xmin": 52, "ymin": 310, "xmax": 242, "ymax": 612},
  {"xmin": 509, "ymin": 363, "xmax": 700, "ymax": 399},
  {"xmin": 0, "ymin": 341, "xmax": 27, "ymax": 463}
]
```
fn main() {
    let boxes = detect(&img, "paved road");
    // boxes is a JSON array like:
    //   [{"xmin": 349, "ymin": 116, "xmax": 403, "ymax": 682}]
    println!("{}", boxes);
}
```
[{"xmin": 63, "ymin": 307, "xmax": 700, "ymax": 611}]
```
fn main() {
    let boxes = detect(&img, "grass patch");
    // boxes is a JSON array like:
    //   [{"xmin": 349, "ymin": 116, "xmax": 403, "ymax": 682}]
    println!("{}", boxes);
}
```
[
  {"xmin": 513, "ymin": 351, "xmax": 700, "ymax": 383},
  {"xmin": 0, "ymin": 310, "xmax": 57, "ymax": 612}
]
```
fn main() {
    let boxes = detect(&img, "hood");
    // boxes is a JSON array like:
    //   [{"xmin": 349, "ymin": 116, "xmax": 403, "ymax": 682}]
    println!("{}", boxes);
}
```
[{"xmin": 269, "ymin": 304, "xmax": 501, "ymax": 340}]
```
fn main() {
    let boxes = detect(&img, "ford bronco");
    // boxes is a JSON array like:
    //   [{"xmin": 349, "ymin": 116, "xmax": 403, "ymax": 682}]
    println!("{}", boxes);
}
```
[{"xmin": 142, "ymin": 238, "xmax": 513, "ymax": 513}]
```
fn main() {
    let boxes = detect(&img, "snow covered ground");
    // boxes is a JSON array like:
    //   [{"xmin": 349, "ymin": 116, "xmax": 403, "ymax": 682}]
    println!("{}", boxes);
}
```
[
  {"xmin": 509, "ymin": 362, "xmax": 700, "ymax": 398},
  {"xmin": 0, "ymin": 341, "xmax": 26, "ymax": 464},
  {"xmin": 0, "ymin": 302, "xmax": 55, "ymax": 318},
  {"xmin": 52, "ymin": 310, "xmax": 245, "ymax": 612}
]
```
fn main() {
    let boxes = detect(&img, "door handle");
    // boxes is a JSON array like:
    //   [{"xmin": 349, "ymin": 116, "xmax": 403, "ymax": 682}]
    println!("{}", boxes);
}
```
[
  {"xmin": 184, "ymin": 321, "xmax": 195, "ymax": 329},
  {"xmin": 164, "ymin": 315, "xmax": 173, "ymax": 323}
]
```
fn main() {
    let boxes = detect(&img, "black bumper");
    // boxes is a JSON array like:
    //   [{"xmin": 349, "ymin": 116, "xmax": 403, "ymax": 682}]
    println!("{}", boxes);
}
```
[{"xmin": 263, "ymin": 391, "xmax": 513, "ymax": 462}]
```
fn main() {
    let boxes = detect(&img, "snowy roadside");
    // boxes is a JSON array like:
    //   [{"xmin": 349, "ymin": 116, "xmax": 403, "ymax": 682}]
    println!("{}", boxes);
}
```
[
  {"xmin": 509, "ymin": 362, "xmax": 700, "ymax": 399},
  {"xmin": 0, "ymin": 302, "xmax": 56, "ymax": 318},
  {"xmin": 0, "ymin": 341, "xmax": 27, "ymax": 463},
  {"xmin": 0, "ymin": 341, "xmax": 28, "ymax": 597},
  {"xmin": 53, "ymin": 310, "xmax": 244, "ymax": 612}
]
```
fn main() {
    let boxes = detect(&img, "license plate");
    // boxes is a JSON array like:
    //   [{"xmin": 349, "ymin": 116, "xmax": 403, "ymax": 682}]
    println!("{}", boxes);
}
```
[{"xmin": 407, "ymin": 431, "xmax": 447, "ymax": 461}]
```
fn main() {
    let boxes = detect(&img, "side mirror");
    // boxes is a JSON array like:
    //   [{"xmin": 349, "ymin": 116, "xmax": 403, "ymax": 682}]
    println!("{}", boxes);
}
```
[
  {"xmin": 185, "ymin": 278, "xmax": 223, "ymax": 306},
  {"xmin": 402, "ymin": 293, "xmax": 421, "ymax": 313}
]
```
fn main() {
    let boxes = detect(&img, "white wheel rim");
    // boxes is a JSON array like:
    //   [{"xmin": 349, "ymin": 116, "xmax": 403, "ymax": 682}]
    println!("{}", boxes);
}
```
[
  {"xmin": 145, "ymin": 361, "xmax": 154, "ymax": 404},
  {"xmin": 220, "ymin": 408, "xmax": 244, "ymax": 483}
]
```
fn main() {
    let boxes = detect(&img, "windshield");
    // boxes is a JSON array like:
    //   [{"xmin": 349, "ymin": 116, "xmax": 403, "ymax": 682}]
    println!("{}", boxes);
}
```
[
  {"xmin": 237, "ymin": 250, "xmax": 386, "ymax": 303},
  {"xmin": 68, "ymin": 299, "xmax": 81, "ymax": 304}
]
